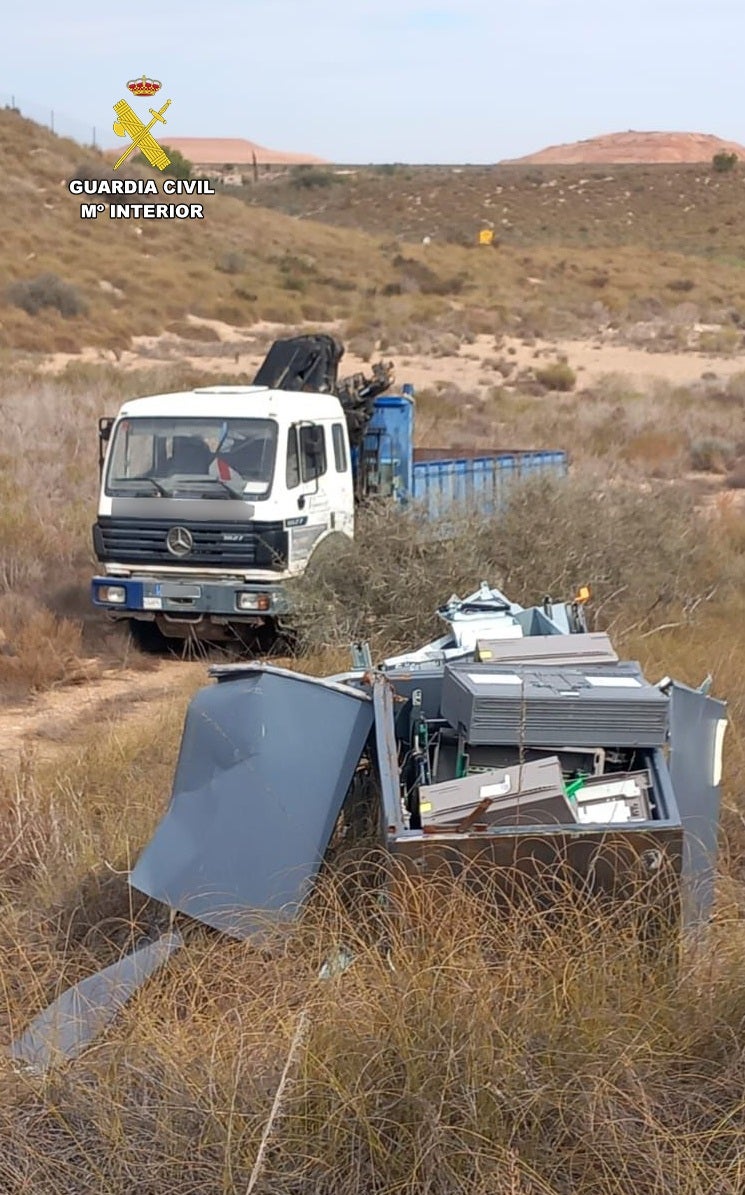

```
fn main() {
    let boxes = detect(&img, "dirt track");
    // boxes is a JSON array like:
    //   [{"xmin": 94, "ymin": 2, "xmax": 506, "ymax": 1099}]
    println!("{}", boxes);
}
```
[
  {"xmin": 38, "ymin": 318, "xmax": 745, "ymax": 395},
  {"xmin": 0, "ymin": 658, "xmax": 203, "ymax": 769}
]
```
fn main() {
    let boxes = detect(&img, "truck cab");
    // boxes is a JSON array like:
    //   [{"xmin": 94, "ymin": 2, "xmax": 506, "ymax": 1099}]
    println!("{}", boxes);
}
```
[
  {"xmin": 91, "ymin": 335, "xmax": 569, "ymax": 650},
  {"xmin": 92, "ymin": 385, "xmax": 354, "ymax": 645}
]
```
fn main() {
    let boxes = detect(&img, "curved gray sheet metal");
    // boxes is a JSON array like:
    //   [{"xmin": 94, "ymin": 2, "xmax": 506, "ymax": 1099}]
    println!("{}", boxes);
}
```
[
  {"xmin": 9, "ymin": 931, "xmax": 184, "ymax": 1073},
  {"xmin": 130, "ymin": 666, "xmax": 373, "ymax": 938}
]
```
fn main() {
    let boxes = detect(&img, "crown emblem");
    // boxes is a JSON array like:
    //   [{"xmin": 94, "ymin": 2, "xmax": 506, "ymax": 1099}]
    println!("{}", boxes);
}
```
[{"xmin": 127, "ymin": 75, "xmax": 162, "ymax": 98}]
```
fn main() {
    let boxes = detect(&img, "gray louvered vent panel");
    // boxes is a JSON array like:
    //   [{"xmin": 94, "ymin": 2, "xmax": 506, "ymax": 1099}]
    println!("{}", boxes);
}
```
[{"xmin": 442, "ymin": 661, "xmax": 669, "ymax": 747}]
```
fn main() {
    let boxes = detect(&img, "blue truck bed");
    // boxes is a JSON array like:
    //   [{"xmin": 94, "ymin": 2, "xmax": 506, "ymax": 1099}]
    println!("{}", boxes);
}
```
[
  {"xmin": 411, "ymin": 449, "xmax": 568, "ymax": 518},
  {"xmin": 361, "ymin": 395, "xmax": 568, "ymax": 513}
]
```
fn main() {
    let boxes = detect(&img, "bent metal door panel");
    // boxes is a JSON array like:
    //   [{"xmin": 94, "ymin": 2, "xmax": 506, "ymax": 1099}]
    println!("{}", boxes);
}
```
[{"xmin": 668, "ymin": 681, "xmax": 727, "ymax": 927}]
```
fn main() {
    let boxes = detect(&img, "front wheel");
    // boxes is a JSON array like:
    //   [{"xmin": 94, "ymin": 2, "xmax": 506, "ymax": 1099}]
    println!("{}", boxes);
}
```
[{"xmin": 128, "ymin": 618, "xmax": 168, "ymax": 655}]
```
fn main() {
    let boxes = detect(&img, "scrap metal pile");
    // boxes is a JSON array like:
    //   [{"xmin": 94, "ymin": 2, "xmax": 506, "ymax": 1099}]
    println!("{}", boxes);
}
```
[{"xmin": 9, "ymin": 583, "xmax": 727, "ymax": 1071}]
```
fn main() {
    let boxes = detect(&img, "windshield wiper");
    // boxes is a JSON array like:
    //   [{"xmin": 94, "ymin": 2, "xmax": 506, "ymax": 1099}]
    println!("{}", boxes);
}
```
[
  {"xmin": 111, "ymin": 477, "xmax": 170, "ymax": 497},
  {"xmin": 172, "ymin": 478, "xmax": 243, "ymax": 500}
]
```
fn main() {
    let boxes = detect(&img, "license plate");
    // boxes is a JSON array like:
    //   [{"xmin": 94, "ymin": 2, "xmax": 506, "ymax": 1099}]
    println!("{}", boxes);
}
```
[
  {"xmin": 143, "ymin": 596, "xmax": 163, "ymax": 610},
  {"xmin": 161, "ymin": 583, "xmax": 202, "ymax": 598}
]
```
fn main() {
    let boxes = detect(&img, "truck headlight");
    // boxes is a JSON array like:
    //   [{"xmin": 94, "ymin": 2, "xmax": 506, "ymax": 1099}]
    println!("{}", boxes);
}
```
[
  {"xmin": 237, "ymin": 592, "xmax": 271, "ymax": 612},
  {"xmin": 99, "ymin": 585, "xmax": 126, "ymax": 604}
]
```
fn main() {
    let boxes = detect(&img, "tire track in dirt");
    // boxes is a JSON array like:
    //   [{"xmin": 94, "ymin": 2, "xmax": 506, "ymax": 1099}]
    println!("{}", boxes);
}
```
[{"xmin": 0, "ymin": 659, "xmax": 205, "ymax": 769}]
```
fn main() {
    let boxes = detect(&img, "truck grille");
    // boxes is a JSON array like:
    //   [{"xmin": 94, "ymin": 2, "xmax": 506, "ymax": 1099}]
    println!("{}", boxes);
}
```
[{"xmin": 94, "ymin": 518, "xmax": 287, "ymax": 569}]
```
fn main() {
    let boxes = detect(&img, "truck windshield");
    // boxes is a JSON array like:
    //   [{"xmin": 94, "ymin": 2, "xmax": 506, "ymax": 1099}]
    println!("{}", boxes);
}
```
[{"xmin": 106, "ymin": 417, "xmax": 278, "ymax": 498}]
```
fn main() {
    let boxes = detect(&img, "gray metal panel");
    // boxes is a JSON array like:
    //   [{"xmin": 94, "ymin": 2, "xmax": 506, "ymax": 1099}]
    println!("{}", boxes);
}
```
[
  {"xmin": 418, "ymin": 757, "xmax": 575, "ymax": 827},
  {"xmin": 475, "ymin": 632, "xmax": 618, "ymax": 666},
  {"xmin": 373, "ymin": 674, "xmax": 406, "ymax": 834},
  {"xmin": 130, "ymin": 667, "xmax": 373, "ymax": 938},
  {"xmin": 8, "ymin": 932, "xmax": 183, "ymax": 1074},
  {"xmin": 669, "ymin": 681, "xmax": 727, "ymax": 926},
  {"xmin": 442, "ymin": 661, "xmax": 669, "ymax": 747}
]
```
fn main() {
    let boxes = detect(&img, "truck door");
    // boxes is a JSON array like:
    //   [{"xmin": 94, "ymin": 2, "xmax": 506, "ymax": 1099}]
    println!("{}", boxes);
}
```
[
  {"xmin": 668, "ymin": 680, "xmax": 727, "ymax": 929},
  {"xmin": 329, "ymin": 420, "xmax": 354, "ymax": 535},
  {"xmin": 285, "ymin": 422, "xmax": 332, "ymax": 568}
]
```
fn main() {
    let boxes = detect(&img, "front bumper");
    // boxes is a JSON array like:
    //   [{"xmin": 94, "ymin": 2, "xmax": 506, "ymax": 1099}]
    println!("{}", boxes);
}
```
[{"xmin": 91, "ymin": 575, "xmax": 290, "ymax": 619}]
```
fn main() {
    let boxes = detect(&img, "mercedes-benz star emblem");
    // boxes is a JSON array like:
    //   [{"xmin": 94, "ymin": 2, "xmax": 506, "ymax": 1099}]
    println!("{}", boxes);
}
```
[{"xmin": 166, "ymin": 526, "xmax": 194, "ymax": 557}]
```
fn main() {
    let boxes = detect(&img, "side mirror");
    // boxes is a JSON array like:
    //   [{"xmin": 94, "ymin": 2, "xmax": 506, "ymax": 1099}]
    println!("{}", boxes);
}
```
[{"xmin": 98, "ymin": 417, "xmax": 114, "ymax": 476}]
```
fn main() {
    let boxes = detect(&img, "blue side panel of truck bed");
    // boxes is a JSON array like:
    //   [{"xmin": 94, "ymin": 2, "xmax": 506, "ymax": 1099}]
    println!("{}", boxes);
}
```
[
  {"xmin": 360, "ymin": 394, "xmax": 568, "ymax": 514},
  {"xmin": 411, "ymin": 451, "xmax": 568, "ymax": 519}
]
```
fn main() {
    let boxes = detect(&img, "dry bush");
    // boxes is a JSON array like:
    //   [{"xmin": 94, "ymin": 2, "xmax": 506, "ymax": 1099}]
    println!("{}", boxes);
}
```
[
  {"xmin": 215, "ymin": 250, "xmax": 248, "ymax": 275},
  {"xmin": 725, "ymin": 461, "xmax": 745, "ymax": 489},
  {"xmin": 725, "ymin": 371, "xmax": 745, "ymax": 404},
  {"xmin": 289, "ymin": 475, "xmax": 706, "ymax": 656},
  {"xmin": 698, "ymin": 327, "xmax": 741, "ymax": 354},
  {"xmin": 165, "ymin": 320, "xmax": 222, "ymax": 342},
  {"xmin": 0, "ymin": 596, "xmax": 91, "ymax": 702},
  {"xmin": 6, "ymin": 272, "xmax": 87, "ymax": 318},
  {"xmin": 534, "ymin": 359, "xmax": 576, "ymax": 391},
  {"xmin": 620, "ymin": 425, "xmax": 689, "ymax": 475},
  {"xmin": 690, "ymin": 436, "xmax": 737, "ymax": 472}
]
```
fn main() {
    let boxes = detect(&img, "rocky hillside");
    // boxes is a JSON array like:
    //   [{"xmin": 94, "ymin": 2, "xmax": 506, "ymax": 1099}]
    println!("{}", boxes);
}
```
[{"xmin": 506, "ymin": 130, "xmax": 745, "ymax": 165}]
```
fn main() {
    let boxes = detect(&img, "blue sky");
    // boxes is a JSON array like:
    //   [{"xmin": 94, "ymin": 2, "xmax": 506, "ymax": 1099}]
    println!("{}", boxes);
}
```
[{"xmin": 2, "ymin": 0, "xmax": 743, "ymax": 162}]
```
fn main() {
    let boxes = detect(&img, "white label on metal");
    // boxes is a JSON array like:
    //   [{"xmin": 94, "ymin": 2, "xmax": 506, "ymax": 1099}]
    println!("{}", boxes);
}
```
[
  {"xmin": 585, "ymin": 676, "xmax": 642, "ymax": 688},
  {"xmin": 480, "ymin": 777, "xmax": 511, "ymax": 798},
  {"xmin": 713, "ymin": 718, "xmax": 728, "ymax": 787},
  {"xmin": 576, "ymin": 800, "xmax": 633, "ymax": 824},
  {"xmin": 143, "ymin": 596, "xmax": 163, "ymax": 610},
  {"xmin": 466, "ymin": 672, "xmax": 523, "ymax": 685},
  {"xmin": 575, "ymin": 779, "xmax": 641, "ymax": 802}
]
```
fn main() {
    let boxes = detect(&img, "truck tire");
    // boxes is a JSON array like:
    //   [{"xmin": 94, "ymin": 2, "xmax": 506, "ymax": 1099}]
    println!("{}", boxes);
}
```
[{"xmin": 128, "ymin": 619, "xmax": 168, "ymax": 655}]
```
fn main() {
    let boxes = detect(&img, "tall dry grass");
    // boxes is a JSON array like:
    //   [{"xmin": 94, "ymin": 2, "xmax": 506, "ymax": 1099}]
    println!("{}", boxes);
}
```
[
  {"xmin": 3, "ymin": 703, "xmax": 745, "ymax": 1194},
  {"xmin": 0, "ymin": 365, "xmax": 251, "ymax": 699}
]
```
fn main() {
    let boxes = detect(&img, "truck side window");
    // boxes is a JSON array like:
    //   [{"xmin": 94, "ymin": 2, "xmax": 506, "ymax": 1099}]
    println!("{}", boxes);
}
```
[
  {"xmin": 299, "ymin": 425, "xmax": 327, "ymax": 482},
  {"xmin": 286, "ymin": 426, "xmax": 300, "ymax": 489},
  {"xmin": 332, "ymin": 422, "xmax": 348, "ymax": 473}
]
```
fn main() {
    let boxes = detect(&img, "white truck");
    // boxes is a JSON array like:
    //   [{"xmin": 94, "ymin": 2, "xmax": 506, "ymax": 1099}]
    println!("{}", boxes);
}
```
[{"xmin": 91, "ymin": 336, "xmax": 568, "ymax": 649}]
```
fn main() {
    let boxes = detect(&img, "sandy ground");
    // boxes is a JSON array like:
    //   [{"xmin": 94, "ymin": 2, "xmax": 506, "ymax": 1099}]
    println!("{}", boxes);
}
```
[
  {"xmin": 0, "ymin": 659, "xmax": 204, "ymax": 770},
  {"xmin": 35, "ymin": 316, "xmax": 745, "ymax": 394}
]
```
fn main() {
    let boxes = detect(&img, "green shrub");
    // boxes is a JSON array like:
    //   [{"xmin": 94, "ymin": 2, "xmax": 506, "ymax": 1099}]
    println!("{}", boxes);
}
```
[
  {"xmin": 713, "ymin": 151, "xmax": 738, "ymax": 174},
  {"xmin": 535, "ymin": 360, "xmax": 577, "ymax": 391},
  {"xmin": 698, "ymin": 327, "xmax": 740, "ymax": 354},
  {"xmin": 6, "ymin": 273, "xmax": 87, "ymax": 318},
  {"xmin": 290, "ymin": 166, "xmax": 341, "ymax": 189},
  {"xmin": 134, "ymin": 144, "xmax": 193, "ymax": 179},
  {"xmin": 216, "ymin": 250, "xmax": 247, "ymax": 275}
]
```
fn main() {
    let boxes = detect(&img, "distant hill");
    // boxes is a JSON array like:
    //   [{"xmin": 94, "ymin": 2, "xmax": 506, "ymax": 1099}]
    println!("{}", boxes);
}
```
[
  {"xmin": 148, "ymin": 137, "xmax": 327, "ymax": 167},
  {"xmin": 505, "ymin": 131, "xmax": 745, "ymax": 165}
]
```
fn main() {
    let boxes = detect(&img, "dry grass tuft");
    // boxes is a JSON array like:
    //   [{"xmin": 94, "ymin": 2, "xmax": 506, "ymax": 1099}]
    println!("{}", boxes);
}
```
[{"xmin": 534, "ymin": 359, "xmax": 576, "ymax": 391}]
